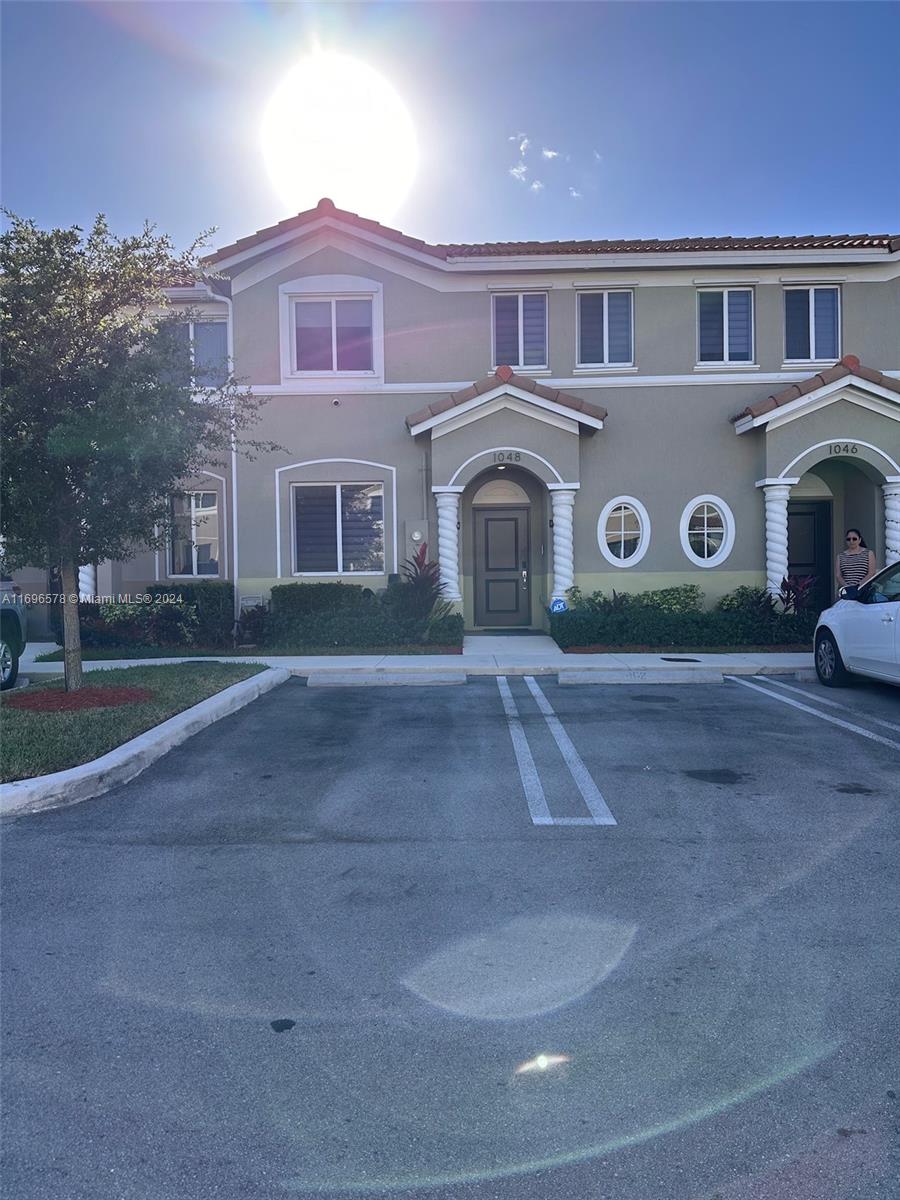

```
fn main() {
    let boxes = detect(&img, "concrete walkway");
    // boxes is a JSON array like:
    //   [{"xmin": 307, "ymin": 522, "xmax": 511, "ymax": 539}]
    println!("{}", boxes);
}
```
[{"xmin": 20, "ymin": 640, "xmax": 816, "ymax": 684}]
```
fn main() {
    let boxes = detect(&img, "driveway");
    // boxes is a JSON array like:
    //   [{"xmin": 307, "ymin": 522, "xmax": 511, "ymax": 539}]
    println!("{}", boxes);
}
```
[{"xmin": 2, "ymin": 676, "xmax": 899, "ymax": 1199}]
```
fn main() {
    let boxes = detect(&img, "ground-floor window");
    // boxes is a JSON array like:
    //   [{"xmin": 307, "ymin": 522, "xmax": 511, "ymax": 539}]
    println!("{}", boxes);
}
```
[
  {"xmin": 293, "ymin": 482, "xmax": 384, "ymax": 574},
  {"xmin": 680, "ymin": 495, "xmax": 735, "ymax": 567},
  {"xmin": 597, "ymin": 496, "xmax": 651, "ymax": 566},
  {"xmin": 169, "ymin": 491, "xmax": 220, "ymax": 576}
]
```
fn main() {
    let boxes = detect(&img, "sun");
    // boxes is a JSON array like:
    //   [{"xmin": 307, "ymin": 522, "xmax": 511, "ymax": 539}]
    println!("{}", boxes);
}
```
[{"xmin": 261, "ymin": 51, "xmax": 419, "ymax": 221}]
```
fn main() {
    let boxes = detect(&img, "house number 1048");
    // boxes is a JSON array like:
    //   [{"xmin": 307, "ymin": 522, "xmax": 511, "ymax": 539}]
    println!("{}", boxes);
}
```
[
  {"xmin": 493, "ymin": 451, "xmax": 521, "ymax": 464},
  {"xmin": 828, "ymin": 443, "xmax": 859, "ymax": 456}
]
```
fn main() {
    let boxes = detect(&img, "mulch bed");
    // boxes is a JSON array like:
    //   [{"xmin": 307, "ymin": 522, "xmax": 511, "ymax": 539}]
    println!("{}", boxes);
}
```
[{"xmin": 6, "ymin": 686, "xmax": 156, "ymax": 713}]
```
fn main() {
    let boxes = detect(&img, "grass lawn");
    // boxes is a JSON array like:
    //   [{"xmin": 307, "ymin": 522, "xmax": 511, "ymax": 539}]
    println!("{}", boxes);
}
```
[
  {"xmin": 1, "ymin": 662, "xmax": 266, "ymax": 783},
  {"xmin": 35, "ymin": 644, "xmax": 463, "ymax": 661}
]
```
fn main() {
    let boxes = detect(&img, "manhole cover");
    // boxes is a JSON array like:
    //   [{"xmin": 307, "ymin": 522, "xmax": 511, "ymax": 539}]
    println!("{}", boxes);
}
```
[{"xmin": 660, "ymin": 656, "xmax": 700, "ymax": 663}]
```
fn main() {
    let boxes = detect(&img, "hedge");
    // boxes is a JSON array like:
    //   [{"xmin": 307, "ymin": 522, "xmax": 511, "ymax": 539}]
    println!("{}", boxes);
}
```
[
  {"xmin": 57, "ymin": 600, "xmax": 199, "ymax": 648},
  {"xmin": 149, "ymin": 581, "xmax": 234, "ymax": 646},
  {"xmin": 549, "ymin": 606, "xmax": 818, "ymax": 649},
  {"xmin": 266, "ymin": 609, "xmax": 425, "ymax": 648},
  {"xmin": 269, "ymin": 582, "xmax": 375, "ymax": 618}
]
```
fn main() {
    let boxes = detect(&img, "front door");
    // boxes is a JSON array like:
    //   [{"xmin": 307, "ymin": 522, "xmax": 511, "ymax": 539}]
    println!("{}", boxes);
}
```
[
  {"xmin": 473, "ymin": 506, "xmax": 531, "ymax": 627},
  {"xmin": 788, "ymin": 500, "xmax": 832, "ymax": 609}
]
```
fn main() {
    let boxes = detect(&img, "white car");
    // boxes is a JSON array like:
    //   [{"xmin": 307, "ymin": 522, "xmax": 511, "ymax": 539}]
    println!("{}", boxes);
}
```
[{"xmin": 815, "ymin": 559, "xmax": 900, "ymax": 686}]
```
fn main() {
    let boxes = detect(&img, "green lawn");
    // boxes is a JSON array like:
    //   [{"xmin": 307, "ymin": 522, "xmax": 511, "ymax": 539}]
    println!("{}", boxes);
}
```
[
  {"xmin": 35, "ymin": 644, "xmax": 462, "ymax": 661},
  {"xmin": 1, "ymin": 662, "xmax": 266, "ymax": 783}
]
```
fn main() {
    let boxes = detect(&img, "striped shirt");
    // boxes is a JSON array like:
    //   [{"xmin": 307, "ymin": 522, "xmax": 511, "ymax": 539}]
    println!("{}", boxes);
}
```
[{"xmin": 838, "ymin": 548, "xmax": 871, "ymax": 585}]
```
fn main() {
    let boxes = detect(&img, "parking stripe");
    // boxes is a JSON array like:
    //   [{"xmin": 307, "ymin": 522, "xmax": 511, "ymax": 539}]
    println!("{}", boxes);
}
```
[
  {"xmin": 726, "ymin": 676, "xmax": 900, "ymax": 752},
  {"xmin": 763, "ymin": 676, "xmax": 900, "ymax": 734},
  {"xmin": 523, "ymin": 676, "xmax": 617, "ymax": 825},
  {"xmin": 495, "ymin": 677, "xmax": 553, "ymax": 825}
]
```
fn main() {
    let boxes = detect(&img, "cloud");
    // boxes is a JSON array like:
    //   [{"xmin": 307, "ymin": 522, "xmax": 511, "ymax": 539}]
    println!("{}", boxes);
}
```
[
  {"xmin": 593, "ymin": 149, "xmax": 604, "ymax": 162},
  {"xmin": 542, "ymin": 148, "xmax": 559, "ymax": 159},
  {"xmin": 530, "ymin": 180, "xmax": 544, "ymax": 192},
  {"xmin": 509, "ymin": 161, "xmax": 528, "ymax": 183},
  {"xmin": 569, "ymin": 187, "xmax": 582, "ymax": 199},
  {"xmin": 519, "ymin": 136, "xmax": 530, "ymax": 155}
]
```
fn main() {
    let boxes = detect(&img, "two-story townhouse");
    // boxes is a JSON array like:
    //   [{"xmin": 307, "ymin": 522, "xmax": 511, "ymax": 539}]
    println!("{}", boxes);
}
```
[{"xmin": 26, "ymin": 199, "xmax": 900, "ymax": 634}]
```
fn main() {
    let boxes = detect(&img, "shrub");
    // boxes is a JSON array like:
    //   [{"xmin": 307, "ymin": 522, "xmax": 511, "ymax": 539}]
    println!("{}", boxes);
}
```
[
  {"xmin": 269, "ymin": 582, "xmax": 375, "ymax": 618},
  {"xmin": 382, "ymin": 543, "xmax": 444, "ymax": 621},
  {"xmin": 564, "ymin": 584, "xmax": 702, "ymax": 615},
  {"xmin": 149, "ymin": 581, "xmax": 234, "ymax": 646},
  {"xmin": 266, "ymin": 609, "xmax": 424, "ymax": 649},
  {"xmin": 715, "ymin": 585, "xmax": 776, "ymax": 615},
  {"xmin": 235, "ymin": 604, "xmax": 268, "ymax": 645},
  {"xmin": 424, "ymin": 612, "xmax": 464, "ymax": 645},
  {"xmin": 68, "ymin": 600, "xmax": 199, "ymax": 648}
]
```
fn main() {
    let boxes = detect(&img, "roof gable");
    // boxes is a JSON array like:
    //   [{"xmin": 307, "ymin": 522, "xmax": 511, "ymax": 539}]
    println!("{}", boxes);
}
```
[
  {"xmin": 406, "ymin": 365, "xmax": 606, "ymax": 436},
  {"xmin": 733, "ymin": 356, "xmax": 900, "ymax": 432}
]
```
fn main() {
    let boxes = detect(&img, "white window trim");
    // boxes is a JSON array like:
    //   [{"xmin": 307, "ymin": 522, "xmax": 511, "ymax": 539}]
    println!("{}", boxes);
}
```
[
  {"xmin": 696, "ymin": 287, "xmax": 755, "ymax": 367},
  {"xmin": 679, "ymin": 495, "xmax": 735, "ymax": 568},
  {"xmin": 290, "ymin": 481, "xmax": 386, "ymax": 577},
  {"xmin": 597, "ymin": 495, "xmax": 651, "ymax": 567},
  {"xmin": 278, "ymin": 275, "xmax": 384, "ymax": 385},
  {"xmin": 576, "ymin": 290, "xmax": 634, "ymax": 368},
  {"xmin": 782, "ymin": 284, "xmax": 841, "ymax": 364},
  {"xmin": 491, "ymin": 291, "xmax": 548, "ymax": 370},
  {"xmin": 182, "ymin": 316, "xmax": 229, "ymax": 389},
  {"xmin": 168, "ymin": 488, "xmax": 223, "ymax": 579}
]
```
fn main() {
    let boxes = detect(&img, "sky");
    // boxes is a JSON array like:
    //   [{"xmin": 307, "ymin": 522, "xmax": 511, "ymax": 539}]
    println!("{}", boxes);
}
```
[{"xmin": 2, "ymin": 1, "xmax": 899, "ymax": 256}]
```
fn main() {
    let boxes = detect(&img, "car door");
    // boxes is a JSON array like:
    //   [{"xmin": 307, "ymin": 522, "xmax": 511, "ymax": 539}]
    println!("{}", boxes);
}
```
[{"xmin": 841, "ymin": 562, "xmax": 900, "ymax": 681}]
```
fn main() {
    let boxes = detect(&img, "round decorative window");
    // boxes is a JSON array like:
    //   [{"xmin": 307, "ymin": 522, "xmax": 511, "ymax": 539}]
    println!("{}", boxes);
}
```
[
  {"xmin": 679, "ymin": 496, "xmax": 735, "ymax": 567},
  {"xmin": 597, "ymin": 496, "xmax": 650, "ymax": 567}
]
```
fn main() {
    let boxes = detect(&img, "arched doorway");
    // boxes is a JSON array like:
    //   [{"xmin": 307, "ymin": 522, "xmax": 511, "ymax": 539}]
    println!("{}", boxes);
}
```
[{"xmin": 463, "ymin": 467, "xmax": 547, "ymax": 629}]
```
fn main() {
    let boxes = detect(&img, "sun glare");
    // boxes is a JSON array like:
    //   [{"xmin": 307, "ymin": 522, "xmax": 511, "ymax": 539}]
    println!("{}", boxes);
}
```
[{"xmin": 261, "ymin": 51, "xmax": 419, "ymax": 221}]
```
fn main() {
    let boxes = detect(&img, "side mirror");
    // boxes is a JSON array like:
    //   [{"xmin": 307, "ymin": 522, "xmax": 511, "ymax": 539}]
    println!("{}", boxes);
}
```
[{"xmin": 839, "ymin": 585, "xmax": 859, "ymax": 601}]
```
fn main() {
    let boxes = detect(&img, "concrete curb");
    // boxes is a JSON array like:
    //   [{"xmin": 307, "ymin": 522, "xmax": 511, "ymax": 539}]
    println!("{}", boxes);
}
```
[
  {"xmin": 0, "ymin": 667, "xmax": 291, "ymax": 817},
  {"xmin": 305, "ymin": 670, "xmax": 466, "ymax": 687},
  {"xmin": 558, "ymin": 665, "xmax": 818, "ymax": 685}
]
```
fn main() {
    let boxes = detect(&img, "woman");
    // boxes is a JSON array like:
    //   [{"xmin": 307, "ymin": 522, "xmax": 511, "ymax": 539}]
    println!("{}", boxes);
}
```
[{"xmin": 835, "ymin": 529, "xmax": 876, "ymax": 593}]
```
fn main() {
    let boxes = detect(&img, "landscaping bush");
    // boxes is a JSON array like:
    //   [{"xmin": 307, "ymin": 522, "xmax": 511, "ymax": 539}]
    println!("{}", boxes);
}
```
[
  {"xmin": 149, "ymin": 581, "xmax": 234, "ymax": 646},
  {"xmin": 424, "ymin": 612, "xmax": 464, "ymax": 645},
  {"xmin": 67, "ymin": 600, "xmax": 199, "ymax": 648},
  {"xmin": 551, "ymin": 584, "xmax": 817, "ymax": 649},
  {"xmin": 266, "ymin": 608, "xmax": 424, "ymax": 649},
  {"xmin": 269, "ymin": 582, "xmax": 375, "ymax": 618},
  {"xmin": 565, "ymin": 583, "xmax": 703, "ymax": 615}
]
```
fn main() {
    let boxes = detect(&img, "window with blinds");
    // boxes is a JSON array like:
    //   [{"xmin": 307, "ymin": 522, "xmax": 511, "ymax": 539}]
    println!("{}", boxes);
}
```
[
  {"xmin": 492, "ymin": 293, "xmax": 547, "ymax": 368},
  {"xmin": 578, "ymin": 291, "xmax": 633, "ymax": 365},
  {"xmin": 784, "ymin": 287, "xmax": 839, "ymax": 361},
  {"xmin": 294, "ymin": 483, "xmax": 384, "ymax": 574},
  {"xmin": 697, "ymin": 289, "xmax": 753, "ymax": 363},
  {"xmin": 294, "ymin": 298, "xmax": 374, "ymax": 372}
]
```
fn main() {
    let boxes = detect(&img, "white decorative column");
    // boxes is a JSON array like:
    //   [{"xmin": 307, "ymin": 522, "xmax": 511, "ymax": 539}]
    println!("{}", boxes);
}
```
[
  {"xmin": 78, "ymin": 564, "xmax": 97, "ymax": 601},
  {"xmin": 884, "ymin": 481, "xmax": 900, "ymax": 565},
  {"xmin": 550, "ymin": 487, "xmax": 577, "ymax": 602},
  {"xmin": 761, "ymin": 482, "xmax": 791, "ymax": 594},
  {"xmin": 433, "ymin": 489, "xmax": 463, "ymax": 602}
]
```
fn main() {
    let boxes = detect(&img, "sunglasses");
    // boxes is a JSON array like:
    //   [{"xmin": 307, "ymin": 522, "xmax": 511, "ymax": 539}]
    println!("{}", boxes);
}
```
[{"xmin": 846, "ymin": 536, "xmax": 860, "ymax": 542}]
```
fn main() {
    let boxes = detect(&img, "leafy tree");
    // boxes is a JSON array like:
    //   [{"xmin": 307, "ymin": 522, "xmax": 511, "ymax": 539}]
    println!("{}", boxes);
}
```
[{"xmin": 0, "ymin": 212, "xmax": 275, "ymax": 689}]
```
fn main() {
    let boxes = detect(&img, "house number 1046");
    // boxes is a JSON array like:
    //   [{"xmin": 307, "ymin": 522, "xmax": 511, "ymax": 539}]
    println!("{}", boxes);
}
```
[{"xmin": 828, "ymin": 443, "xmax": 859, "ymax": 456}]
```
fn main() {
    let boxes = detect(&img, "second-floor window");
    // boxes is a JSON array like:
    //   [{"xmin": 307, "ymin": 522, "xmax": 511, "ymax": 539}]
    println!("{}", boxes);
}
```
[
  {"xmin": 174, "ymin": 320, "xmax": 228, "ymax": 386},
  {"xmin": 784, "ymin": 286, "xmax": 840, "ymax": 361},
  {"xmin": 170, "ymin": 492, "xmax": 220, "ymax": 577},
  {"xmin": 697, "ymin": 288, "xmax": 753, "ymax": 364},
  {"xmin": 294, "ymin": 298, "xmax": 373, "ymax": 372},
  {"xmin": 492, "ymin": 292, "xmax": 547, "ymax": 369},
  {"xmin": 577, "ymin": 290, "xmax": 633, "ymax": 366}
]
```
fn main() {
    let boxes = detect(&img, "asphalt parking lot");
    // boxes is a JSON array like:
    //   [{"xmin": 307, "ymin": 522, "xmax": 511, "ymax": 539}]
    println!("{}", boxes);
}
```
[{"xmin": 3, "ymin": 675, "xmax": 899, "ymax": 1200}]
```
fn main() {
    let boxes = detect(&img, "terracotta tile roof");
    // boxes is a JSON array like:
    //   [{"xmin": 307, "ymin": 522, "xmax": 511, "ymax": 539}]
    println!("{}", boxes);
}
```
[
  {"xmin": 732, "ymin": 355, "xmax": 900, "ymax": 423},
  {"xmin": 205, "ymin": 199, "xmax": 900, "ymax": 265},
  {"xmin": 406, "ymin": 364, "xmax": 608, "ymax": 430}
]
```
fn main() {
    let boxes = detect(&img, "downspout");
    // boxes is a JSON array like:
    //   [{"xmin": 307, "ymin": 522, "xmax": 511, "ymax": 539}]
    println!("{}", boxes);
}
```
[{"xmin": 203, "ymin": 283, "xmax": 239, "ymax": 622}]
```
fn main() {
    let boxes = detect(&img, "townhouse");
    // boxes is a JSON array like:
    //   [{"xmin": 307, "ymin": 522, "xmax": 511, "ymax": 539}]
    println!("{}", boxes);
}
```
[{"xmin": 27, "ymin": 199, "xmax": 900, "ymax": 632}]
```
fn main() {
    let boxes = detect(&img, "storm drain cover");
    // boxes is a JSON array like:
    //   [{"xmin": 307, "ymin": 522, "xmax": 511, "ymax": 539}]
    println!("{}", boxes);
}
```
[{"xmin": 660, "ymin": 656, "xmax": 701, "ymax": 663}]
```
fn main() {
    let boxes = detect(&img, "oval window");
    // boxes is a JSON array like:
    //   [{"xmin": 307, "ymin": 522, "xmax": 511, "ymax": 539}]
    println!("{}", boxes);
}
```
[
  {"xmin": 680, "ymin": 496, "xmax": 735, "ymax": 567},
  {"xmin": 597, "ymin": 497, "xmax": 650, "ymax": 567}
]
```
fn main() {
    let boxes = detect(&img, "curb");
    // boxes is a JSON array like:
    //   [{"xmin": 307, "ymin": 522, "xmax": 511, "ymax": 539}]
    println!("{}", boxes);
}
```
[
  {"xmin": 0, "ymin": 668, "xmax": 291, "ymax": 817},
  {"xmin": 558, "ymin": 665, "xmax": 818, "ymax": 685},
  {"xmin": 305, "ymin": 671, "xmax": 467, "ymax": 687}
]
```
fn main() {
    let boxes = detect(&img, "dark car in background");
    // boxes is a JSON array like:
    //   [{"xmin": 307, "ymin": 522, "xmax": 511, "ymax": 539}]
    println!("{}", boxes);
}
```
[{"xmin": 0, "ymin": 581, "xmax": 27, "ymax": 690}]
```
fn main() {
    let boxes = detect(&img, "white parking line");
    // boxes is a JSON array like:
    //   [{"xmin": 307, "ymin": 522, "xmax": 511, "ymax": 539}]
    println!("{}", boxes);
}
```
[
  {"xmin": 523, "ymin": 676, "xmax": 617, "ymax": 825},
  {"xmin": 763, "ymin": 676, "xmax": 900, "ymax": 734},
  {"xmin": 726, "ymin": 676, "xmax": 900, "ymax": 752},
  {"xmin": 495, "ymin": 677, "xmax": 553, "ymax": 825}
]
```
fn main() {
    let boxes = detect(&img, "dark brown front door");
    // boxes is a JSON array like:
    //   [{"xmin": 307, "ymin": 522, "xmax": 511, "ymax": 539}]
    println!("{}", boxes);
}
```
[
  {"xmin": 474, "ymin": 506, "xmax": 531, "ymax": 627},
  {"xmin": 788, "ymin": 500, "xmax": 832, "ymax": 609}
]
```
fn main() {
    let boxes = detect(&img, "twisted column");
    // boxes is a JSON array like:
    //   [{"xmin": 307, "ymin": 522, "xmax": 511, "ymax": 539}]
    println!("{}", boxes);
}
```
[
  {"xmin": 78, "ymin": 564, "xmax": 97, "ymax": 601},
  {"xmin": 884, "ymin": 482, "xmax": 900, "ymax": 565},
  {"xmin": 763, "ymin": 484, "xmax": 791, "ymax": 594},
  {"xmin": 433, "ymin": 490, "xmax": 462, "ymax": 601},
  {"xmin": 551, "ymin": 489, "xmax": 576, "ymax": 601}
]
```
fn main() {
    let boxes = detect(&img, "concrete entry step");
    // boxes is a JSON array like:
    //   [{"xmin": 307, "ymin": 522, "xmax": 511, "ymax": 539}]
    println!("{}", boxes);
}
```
[{"xmin": 304, "ymin": 671, "xmax": 467, "ymax": 687}]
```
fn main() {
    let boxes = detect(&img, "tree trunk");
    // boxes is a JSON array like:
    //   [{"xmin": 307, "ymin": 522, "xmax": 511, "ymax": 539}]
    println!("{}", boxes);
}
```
[{"xmin": 59, "ymin": 559, "xmax": 83, "ymax": 692}]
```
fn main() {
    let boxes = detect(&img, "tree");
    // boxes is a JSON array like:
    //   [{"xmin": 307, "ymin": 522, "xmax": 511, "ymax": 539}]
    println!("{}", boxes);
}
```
[{"xmin": 0, "ymin": 213, "xmax": 274, "ymax": 689}]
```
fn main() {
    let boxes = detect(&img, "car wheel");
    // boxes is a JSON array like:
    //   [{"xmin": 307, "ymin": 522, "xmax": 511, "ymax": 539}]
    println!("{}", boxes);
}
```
[
  {"xmin": 0, "ymin": 637, "xmax": 19, "ymax": 691},
  {"xmin": 815, "ymin": 629, "xmax": 850, "ymax": 688}
]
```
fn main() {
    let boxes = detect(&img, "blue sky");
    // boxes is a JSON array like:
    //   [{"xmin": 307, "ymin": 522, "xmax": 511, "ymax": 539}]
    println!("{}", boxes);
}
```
[{"xmin": 3, "ymin": 1, "xmax": 898, "ymax": 254}]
